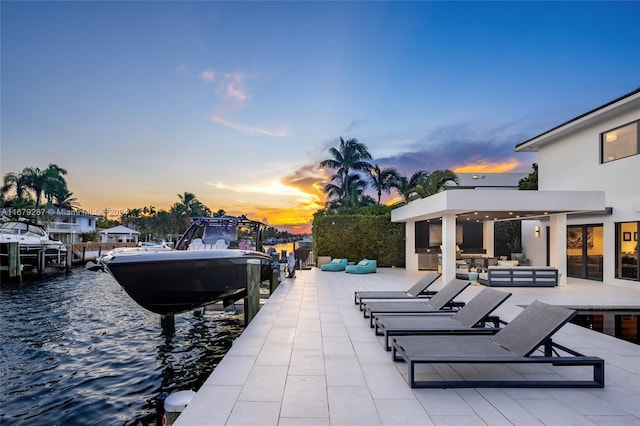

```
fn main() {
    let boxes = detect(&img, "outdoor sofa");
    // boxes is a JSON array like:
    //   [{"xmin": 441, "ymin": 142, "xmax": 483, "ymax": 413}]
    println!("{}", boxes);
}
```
[
  {"xmin": 345, "ymin": 259, "xmax": 377, "ymax": 274},
  {"xmin": 478, "ymin": 266, "xmax": 559, "ymax": 287},
  {"xmin": 391, "ymin": 300, "xmax": 604, "ymax": 388},
  {"xmin": 320, "ymin": 258, "xmax": 348, "ymax": 271}
]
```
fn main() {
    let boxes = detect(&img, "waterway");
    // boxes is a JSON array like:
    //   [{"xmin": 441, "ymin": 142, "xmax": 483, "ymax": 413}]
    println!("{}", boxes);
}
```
[{"xmin": 0, "ymin": 268, "xmax": 244, "ymax": 425}]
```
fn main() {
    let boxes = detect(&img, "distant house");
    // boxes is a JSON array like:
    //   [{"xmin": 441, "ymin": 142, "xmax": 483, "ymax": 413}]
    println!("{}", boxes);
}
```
[
  {"xmin": 99, "ymin": 225, "xmax": 140, "ymax": 243},
  {"xmin": 392, "ymin": 88, "xmax": 639, "ymax": 287},
  {"xmin": 0, "ymin": 207, "xmax": 100, "ymax": 244},
  {"xmin": 45, "ymin": 209, "xmax": 101, "ymax": 243}
]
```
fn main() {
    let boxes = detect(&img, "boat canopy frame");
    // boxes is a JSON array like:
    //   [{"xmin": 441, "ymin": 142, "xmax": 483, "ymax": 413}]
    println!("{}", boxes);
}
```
[{"xmin": 175, "ymin": 215, "xmax": 266, "ymax": 251}]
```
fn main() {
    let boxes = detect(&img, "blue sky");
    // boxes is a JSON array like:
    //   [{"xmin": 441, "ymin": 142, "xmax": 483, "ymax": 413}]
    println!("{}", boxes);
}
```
[{"xmin": 2, "ymin": 1, "xmax": 639, "ymax": 232}]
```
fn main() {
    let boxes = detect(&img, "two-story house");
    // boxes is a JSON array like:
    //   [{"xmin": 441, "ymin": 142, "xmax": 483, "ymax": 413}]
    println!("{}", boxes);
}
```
[
  {"xmin": 392, "ymin": 88, "xmax": 639, "ymax": 287},
  {"xmin": 44, "ymin": 209, "xmax": 101, "ymax": 243}
]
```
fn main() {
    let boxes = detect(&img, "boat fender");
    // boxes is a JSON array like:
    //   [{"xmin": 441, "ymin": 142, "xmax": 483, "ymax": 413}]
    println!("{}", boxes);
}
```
[{"xmin": 162, "ymin": 390, "xmax": 196, "ymax": 425}]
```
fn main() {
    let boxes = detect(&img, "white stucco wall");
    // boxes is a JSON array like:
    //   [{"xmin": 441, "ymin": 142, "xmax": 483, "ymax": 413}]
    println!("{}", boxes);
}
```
[{"xmin": 535, "ymin": 105, "xmax": 640, "ymax": 287}]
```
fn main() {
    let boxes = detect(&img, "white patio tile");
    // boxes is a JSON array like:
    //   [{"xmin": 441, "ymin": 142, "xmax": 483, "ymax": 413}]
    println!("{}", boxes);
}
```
[
  {"xmin": 322, "ymin": 335, "xmax": 356, "ymax": 356},
  {"xmin": 456, "ymin": 389, "xmax": 512, "ymax": 426},
  {"xmin": 289, "ymin": 348, "xmax": 325, "ymax": 376},
  {"xmin": 327, "ymin": 386, "xmax": 381, "ymax": 426},
  {"xmin": 375, "ymin": 399, "xmax": 434, "ymax": 426},
  {"xmin": 325, "ymin": 355, "xmax": 367, "ymax": 386},
  {"xmin": 414, "ymin": 389, "xmax": 476, "ymax": 416},
  {"xmin": 226, "ymin": 401, "xmax": 281, "ymax": 426},
  {"xmin": 518, "ymin": 399, "xmax": 598, "ymax": 425},
  {"xmin": 293, "ymin": 330, "xmax": 323, "ymax": 350},
  {"xmin": 204, "ymin": 355, "xmax": 255, "ymax": 386},
  {"xmin": 361, "ymin": 364, "xmax": 415, "ymax": 399},
  {"xmin": 238, "ymin": 365, "xmax": 288, "ymax": 402},
  {"xmin": 430, "ymin": 415, "xmax": 488, "ymax": 425},
  {"xmin": 281, "ymin": 375, "xmax": 328, "ymax": 418},
  {"xmin": 277, "ymin": 417, "xmax": 330, "ymax": 426},
  {"xmin": 175, "ymin": 385, "xmax": 241, "ymax": 426}
]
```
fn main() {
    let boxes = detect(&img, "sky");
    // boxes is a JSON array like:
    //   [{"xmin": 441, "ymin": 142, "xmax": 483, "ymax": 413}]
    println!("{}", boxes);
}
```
[{"xmin": 2, "ymin": 1, "xmax": 639, "ymax": 234}]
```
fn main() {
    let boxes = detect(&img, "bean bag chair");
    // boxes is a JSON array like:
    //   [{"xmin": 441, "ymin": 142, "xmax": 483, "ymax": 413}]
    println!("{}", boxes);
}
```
[
  {"xmin": 345, "ymin": 259, "xmax": 377, "ymax": 274},
  {"xmin": 320, "ymin": 258, "xmax": 348, "ymax": 271}
]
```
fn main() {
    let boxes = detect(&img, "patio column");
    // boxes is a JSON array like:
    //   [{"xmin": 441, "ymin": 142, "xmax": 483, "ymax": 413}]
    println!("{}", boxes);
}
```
[
  {"xmin": 442, "ymin": 213, "xmax": 457, "ymax": 283},
  {"xmin": 483, "ymin": 221, "xmax": 495, "ymax": 257},
  {"xmin": 549, "ymin": 213, "xmax": 568, "ymax": 285},
  {"xmin": 405, "ymin": 222, "xmax": 418, "ymax": 271}
]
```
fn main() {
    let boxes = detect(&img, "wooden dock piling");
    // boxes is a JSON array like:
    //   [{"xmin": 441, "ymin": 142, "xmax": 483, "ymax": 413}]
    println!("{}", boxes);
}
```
[
  {"xmin": 244, "ymin": 259, "xmax": 261, "ymax": 326},
  {"xmin": 8, "ymin": 242, "xmax": 22, "ymax": 283}
]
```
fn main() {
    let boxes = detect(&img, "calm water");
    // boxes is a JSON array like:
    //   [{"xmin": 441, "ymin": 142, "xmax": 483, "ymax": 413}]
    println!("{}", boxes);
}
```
[{"xmin": 0, "ymin": 268, "xmax": 244, "ymax": 425}]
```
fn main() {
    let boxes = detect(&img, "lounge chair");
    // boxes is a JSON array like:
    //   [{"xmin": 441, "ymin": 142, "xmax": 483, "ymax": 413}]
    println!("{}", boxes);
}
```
[
  {"xmin": 374, "ymin": 287, "xmax": 511, "ymax": 350},
  {"xmin": 354, "ymin": 272, "xmax": 441, "ymax": 310},
  {"xmin": 320, "ymin": 258, "xmax": 348, "ymax": 271},
  {"xmin": 345, "ymin": 259, "xmax": 377, "ymax": 274},
  {"xmin": 391, "ymin": 300, "xmax": 605, "ymax": 388},
  {"xmin": 361, "ymin": 279, "xmax": 470, "ymax": 328}
]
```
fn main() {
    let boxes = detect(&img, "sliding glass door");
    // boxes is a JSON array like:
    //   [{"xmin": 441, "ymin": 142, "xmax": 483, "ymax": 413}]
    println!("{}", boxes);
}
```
[
  {"xmin": 567, "ymin": 224, "xmax": 604, "ymax": 281},
  {"xmin": 617, "ymin": 221, "xmax": 639, "ymax": 281}
]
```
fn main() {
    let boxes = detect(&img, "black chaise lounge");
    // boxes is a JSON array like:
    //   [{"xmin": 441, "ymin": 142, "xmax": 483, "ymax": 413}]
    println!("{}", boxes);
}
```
[
  {"xmin": 374, "ymin": 287, "xmax": 511, "ymax": 350},
  {"xmin": 361, "ymin": 279, "xmax": 470, "ymax": 328},
  {"xmin": 354, "ymin": 272, "xmax": 441, "ymax": 310},
  {"xmin": 391, "ymin": 300, "xmax": 605, "ymax": 388}
]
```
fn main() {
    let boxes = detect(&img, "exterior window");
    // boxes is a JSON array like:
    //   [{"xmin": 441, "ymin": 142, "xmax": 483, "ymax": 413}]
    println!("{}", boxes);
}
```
[
  {"xmin": 616, "ymin": 222, "xmax": 639, "ymax": 281},
  {"xmin": 601, "ymin": 120, "xmax": 639, "ymax": 163}
]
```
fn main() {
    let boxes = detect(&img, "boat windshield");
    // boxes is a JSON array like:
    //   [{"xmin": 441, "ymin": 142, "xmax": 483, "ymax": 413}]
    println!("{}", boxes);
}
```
[
  {"xmin": 0, "ymin": 222, "xmax": 47, "ymax": 238},
  {"xmin": 202, "ymin": 225, "xmax": 235, "ymax": 246}
]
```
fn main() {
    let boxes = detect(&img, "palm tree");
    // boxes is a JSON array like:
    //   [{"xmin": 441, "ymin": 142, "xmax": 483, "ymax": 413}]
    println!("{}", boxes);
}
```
[
  {"xmin": 393, "ymin": 170, "xmax": 429, "ymax": 204},
  {"xmin": 2, "ymin": 171, "xmax": 29, "ymax": 205},
  {"xmin": 43, "ymin": 164, "xmax": 68, "ymax": 206},
  {"xmin": 415, "ymin": 169, "xmax": 460, "ymax": 197},
  {"xmin": 319, "ymin": 137, "xmax": 372, "ymax": 202},
  {"xmin": 20, "ymin": 164, "xmax": 68, "ymax": 210},
  {"xmin": 324, "ymin": 173, "xmax": 369, "ymax": 208},
  {"xmin": 54, "ymin": 188, "xmax": 80, "ymax": 210},
  {"xmin": 367, "ymin": 164, "xmax": 400, "ymax": 204},
  {"xmin": 177, "ymin": 192, "xmax": 210, "ymax": 217}
]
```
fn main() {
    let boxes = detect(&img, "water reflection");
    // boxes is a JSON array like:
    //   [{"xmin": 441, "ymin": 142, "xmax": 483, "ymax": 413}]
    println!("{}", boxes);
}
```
[{"xmin": 0, "ymin": 269, "xmax": 243, "ymax": 425}]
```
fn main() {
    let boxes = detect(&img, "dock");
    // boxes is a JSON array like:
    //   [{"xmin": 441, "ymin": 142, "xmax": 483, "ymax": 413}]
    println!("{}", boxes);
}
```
[{"xmin": 175, "ymin": 267, "xmax": 640, "ymax": 426}]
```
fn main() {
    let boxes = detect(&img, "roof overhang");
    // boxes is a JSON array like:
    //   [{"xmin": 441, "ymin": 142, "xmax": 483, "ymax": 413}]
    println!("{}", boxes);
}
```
[
  {"xmin": 515, "ymin": 89, "xmax": 640, "ymax": 152},
  {"xmin": 391, "ymin": 189, "xmax": 606, "ymax": 223}
]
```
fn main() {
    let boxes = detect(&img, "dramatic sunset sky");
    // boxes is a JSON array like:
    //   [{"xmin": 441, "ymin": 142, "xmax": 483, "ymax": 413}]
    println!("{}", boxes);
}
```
[{"xmin": 2, "ymin": 1, "xmax": 639, "ymax": 233}]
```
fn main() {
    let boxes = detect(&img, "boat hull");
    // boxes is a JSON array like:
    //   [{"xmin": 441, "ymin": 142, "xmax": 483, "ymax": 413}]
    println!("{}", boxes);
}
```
[{"xmin": 102, "ymin": 249, "xmax": 273, "ymax": 315}]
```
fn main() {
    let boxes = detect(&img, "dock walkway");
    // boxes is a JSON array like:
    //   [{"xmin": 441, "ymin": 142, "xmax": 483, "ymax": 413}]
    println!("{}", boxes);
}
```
[{"xmin": 176, "ymin": 267, "xmax": 640, "ymax": 426}]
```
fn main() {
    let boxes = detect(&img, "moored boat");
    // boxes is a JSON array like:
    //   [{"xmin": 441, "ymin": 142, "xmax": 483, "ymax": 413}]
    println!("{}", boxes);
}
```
[
  {"xmin": 95, "ymin": 215, "xmax": 273, "ymax": 315},
  {"xmin": 0, "ymin": 220, "xmax": 68, "ymax": 276}
]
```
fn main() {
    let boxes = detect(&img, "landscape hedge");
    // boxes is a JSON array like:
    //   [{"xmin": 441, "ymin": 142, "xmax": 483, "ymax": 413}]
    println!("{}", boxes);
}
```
[{"xmin": 312, "ymin": 214, "xmax": 405, "ymax": 267}]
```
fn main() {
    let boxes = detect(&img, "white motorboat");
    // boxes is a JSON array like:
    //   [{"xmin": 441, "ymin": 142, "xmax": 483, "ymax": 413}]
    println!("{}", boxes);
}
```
[
  {"xmin": 91, "ymin": 216, "xmax": 273, "ymax": 315},
  {"xmin": 0, "ymin": 220, "xmax": 67, "ymax": 273}
]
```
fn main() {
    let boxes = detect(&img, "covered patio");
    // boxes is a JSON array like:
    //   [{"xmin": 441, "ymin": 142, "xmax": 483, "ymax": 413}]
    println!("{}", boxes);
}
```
[{"xmin": 391, "ymin": 189, "xmax": 606, "ymax": 285}]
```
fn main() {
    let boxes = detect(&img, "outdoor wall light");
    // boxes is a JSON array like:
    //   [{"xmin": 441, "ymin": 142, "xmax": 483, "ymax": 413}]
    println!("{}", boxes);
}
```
[{"xmin": 535, "ymin": 226, "xmax": 540, "ymax": 237}]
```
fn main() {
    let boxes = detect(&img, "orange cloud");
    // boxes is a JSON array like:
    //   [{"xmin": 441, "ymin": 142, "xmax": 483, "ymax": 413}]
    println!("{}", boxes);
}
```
[
  {"xmin": 452, "ymin": 157, "xmax": 522, "ymax": 173},
  {"xmin": 204, "ymin": 163, "xmax": 329, "ymax": 233}
]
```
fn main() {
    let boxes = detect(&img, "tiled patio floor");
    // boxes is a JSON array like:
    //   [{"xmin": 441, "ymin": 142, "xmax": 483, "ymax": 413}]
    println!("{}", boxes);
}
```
[{"xmin": 175, "ymin": 267, "xmax": 640, "ymax": 426}]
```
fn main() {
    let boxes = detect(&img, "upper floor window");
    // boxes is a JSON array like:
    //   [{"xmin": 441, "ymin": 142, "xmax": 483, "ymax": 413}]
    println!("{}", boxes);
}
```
[{"xmin": 601, "ymin": 120, "xmax": 639, "ymax": 163}]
